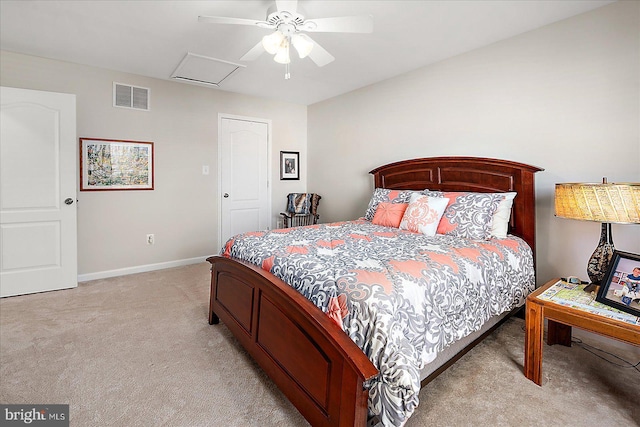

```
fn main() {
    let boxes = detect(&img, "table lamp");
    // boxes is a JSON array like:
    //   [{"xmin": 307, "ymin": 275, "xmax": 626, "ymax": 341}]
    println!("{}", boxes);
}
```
[{"xmin": 554, "ymin": 179, "xmax": 640, "ymax": 292}]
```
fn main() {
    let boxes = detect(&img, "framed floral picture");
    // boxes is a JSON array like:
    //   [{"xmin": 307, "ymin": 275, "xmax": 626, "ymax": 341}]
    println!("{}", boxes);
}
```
[
  {"xmin": 596, "ymin": 250, "xmax": 640, "ymax": 318},
  {"xmin": 80, "ymin": 138, "xmax": 154, "ymax": 191},
  {"xmin": 280, "ymin": 151, "xmax": 299, "ymax": 180}
]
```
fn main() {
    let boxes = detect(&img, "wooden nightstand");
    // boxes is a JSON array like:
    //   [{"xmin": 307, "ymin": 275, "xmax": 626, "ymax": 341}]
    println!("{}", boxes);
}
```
[{"xmin": 524, "ymin": 278, "xmax": 640, "ymax": 386}]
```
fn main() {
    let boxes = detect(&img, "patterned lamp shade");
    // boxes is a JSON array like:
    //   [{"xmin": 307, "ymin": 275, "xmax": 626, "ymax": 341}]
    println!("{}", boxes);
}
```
[
  {"xmin": 554, "ymin": 181, "xmax": 640, "ymax": 287},
  {"xmin": 554, "ymin": 183, "xmax": 640, "ymax": 224}
]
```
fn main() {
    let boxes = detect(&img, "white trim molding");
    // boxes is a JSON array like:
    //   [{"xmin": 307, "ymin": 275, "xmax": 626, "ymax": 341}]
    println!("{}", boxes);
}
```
[{"xmin": 78, "ymin": 256, "xmax": 208, "ymax": 282}]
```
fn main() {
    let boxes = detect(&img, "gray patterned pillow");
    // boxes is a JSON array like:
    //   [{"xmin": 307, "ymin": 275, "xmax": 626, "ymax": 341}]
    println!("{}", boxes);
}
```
[
  {"xmin": 422, "ymin": 190, "xmax": 504, "ymax": 240},
  {"xmin": 364, "ymin": 188, "xmax": 421, "ymax": 221}
]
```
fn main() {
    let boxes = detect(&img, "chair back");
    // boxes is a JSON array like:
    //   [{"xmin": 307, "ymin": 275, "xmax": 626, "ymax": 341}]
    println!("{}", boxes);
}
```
[
  {"xmin": 281, "ymin": 193, "xmax": 321, "ymax": 228},
  {"xmin": 286, "ymin": 193, "xmax": 321, "ymax": 216}
]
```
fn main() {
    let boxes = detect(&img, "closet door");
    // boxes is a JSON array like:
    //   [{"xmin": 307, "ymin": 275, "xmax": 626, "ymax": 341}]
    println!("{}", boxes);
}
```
[
  {"xmin": 0, "ymin": 86, "xmax": 77, "ymax": 297},
  {"xmin": 218, "ymin": 115, "xmax": 270, "ymax": 249}
]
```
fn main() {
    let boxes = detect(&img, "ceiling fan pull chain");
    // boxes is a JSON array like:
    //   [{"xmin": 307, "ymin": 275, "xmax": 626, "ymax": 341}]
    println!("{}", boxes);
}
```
[{"xmin": 285, "ymin": 63, "xmax": 291, "ymax": 80}]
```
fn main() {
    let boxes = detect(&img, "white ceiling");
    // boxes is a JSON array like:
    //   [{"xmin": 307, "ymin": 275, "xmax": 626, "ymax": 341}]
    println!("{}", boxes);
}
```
[{"xmin": 0, "ymin": 0, "xmax": 615, "ymax": 106}]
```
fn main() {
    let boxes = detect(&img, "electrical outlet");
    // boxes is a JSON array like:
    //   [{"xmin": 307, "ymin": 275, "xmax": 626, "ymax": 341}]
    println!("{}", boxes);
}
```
[{"xmin": 146, "ymin": 234, "xmax": 155, "ymax": 245}]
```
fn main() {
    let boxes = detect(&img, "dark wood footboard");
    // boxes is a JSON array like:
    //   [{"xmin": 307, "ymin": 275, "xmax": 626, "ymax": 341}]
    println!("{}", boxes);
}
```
[{"xmin": 207, "ymin": 255, "xmax": 379, "ymax": 427}]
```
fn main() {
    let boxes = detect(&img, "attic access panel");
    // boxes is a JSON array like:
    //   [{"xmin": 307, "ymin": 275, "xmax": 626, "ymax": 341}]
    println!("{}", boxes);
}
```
[{"xmin": 171, "ymin": 52, "xmax": 245, "ymax": 87}]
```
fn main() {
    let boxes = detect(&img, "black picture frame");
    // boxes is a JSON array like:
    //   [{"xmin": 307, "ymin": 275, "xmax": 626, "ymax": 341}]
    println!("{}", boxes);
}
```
[
  {"xmin": 595, "ymin": 250, "xmax": 640, "ymax": 317},
  {"xmin": 280, "ymin": 151, "xmax": 299, "ymax": 180}
]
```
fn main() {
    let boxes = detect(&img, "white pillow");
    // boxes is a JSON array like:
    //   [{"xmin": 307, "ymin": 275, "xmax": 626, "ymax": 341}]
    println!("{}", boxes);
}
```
[
  {"xmin": 490, "ymin": 192, "xmax": 517, "ymax": 239},
  {"xmin": 399, "ymin": 194, "xmax": 449, "ymax": 236}
]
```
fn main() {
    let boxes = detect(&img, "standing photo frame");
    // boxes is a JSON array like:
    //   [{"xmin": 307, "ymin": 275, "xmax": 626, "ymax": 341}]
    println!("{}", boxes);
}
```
[
  {"xmin": 80, "ymin": 138, "xmax": 154, "ymax": 191},
  {"xmin": 280, "ymin": 151, "xmax": 299, "ymax": 180},
  {"xmin": 596, "ymin": 250, "xmax": 640, "ymax": 318}
]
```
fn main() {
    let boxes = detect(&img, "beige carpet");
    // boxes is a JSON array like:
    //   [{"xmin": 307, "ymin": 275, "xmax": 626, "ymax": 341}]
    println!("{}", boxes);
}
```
[{"xmin": 1, "ymin": 263, "xmax": 638, "ymax": 427}]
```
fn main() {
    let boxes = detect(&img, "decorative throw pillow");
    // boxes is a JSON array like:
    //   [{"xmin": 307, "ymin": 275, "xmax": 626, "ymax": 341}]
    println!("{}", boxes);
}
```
[
  {"xmin": 423, "ymin": 190, "xmax": 504, "ymax": 240},
  {"xmin": 372, "ymin": 202, "xmax": 409, "ymax": 228},
  {"xmin": 399, "ymin": 194, "xmax": 449, "ymax": 236},
  {"xmin": 490, "ymin": 192, "xmax": 517, "ymax": 239},
  {"xmin": 364, "ymin": 188, "xmax": 420, "ymax": 221}
]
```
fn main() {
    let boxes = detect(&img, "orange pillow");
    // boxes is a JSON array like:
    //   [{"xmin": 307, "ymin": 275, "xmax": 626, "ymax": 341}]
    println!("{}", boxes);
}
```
[{"xmin": 372, "ymin": 202, "xmax": 408, "ymax": 228}]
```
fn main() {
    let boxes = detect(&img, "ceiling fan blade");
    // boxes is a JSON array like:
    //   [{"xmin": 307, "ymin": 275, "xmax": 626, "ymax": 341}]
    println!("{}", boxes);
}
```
[
  {"xmin": 305, "ymin": 36, "xmax": 335, "ymax": 67},
  {"xmin": 301, "ymin": 15, "xmax": 374, "ymax": 33},
  {"xmin": 276, "ymin": 0, "xmax": 298, "ymax": 13},
  {"xmin": 198, "ymin": 15, "xmax": 267, "ymax": 27},
  {"xmin": 240, "ymin": 41, "xmax": 265, "ymax": 61}
]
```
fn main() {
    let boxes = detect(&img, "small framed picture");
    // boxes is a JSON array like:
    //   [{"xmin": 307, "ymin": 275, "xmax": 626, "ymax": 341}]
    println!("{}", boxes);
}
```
[
  {"xmin": 596, "ymin": 250, "xmax": 640, "ymax": 317},
  {"xmin": 280, "ymin": 151, "xmax": 299, "ymax": 180},
  {"xmin": 80, "ymin": 138, "xmax": 154, "ymax": 191}
]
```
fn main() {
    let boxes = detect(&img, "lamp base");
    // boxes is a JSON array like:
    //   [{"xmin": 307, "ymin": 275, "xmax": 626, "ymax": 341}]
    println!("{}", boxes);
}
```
[
  {"xmin": 583, "ymin": 283, "xmax": 599, "ymax": 294},
  {"xmin": 584, "ymin": 223, "xmax": 614, "ymax": 293}
]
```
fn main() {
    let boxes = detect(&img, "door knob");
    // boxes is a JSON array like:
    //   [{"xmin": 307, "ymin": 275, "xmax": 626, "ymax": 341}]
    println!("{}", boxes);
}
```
[
  {"xmin": 64, "ymin": 198, "xmax": 74, "ymax": 205},
  {"xmin": 223, "ymin": 193, "xmax": 229, "ymax": 198}
]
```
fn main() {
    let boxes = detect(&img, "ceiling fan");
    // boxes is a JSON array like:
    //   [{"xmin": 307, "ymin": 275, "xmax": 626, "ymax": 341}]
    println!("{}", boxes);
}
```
[{"xmin": 199, "ymin": 0, "xmax": 373, "ymax": 79}]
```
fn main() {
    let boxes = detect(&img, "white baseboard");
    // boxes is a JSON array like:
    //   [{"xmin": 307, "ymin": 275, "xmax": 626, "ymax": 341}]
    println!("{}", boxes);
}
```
[{"xmin": 78, "ymin": 256, "xmax": 209, "ymax": 282}]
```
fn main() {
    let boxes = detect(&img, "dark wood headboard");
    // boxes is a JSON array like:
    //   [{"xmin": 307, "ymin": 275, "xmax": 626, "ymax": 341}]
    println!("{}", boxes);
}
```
[{"xmin": 369, "ymin": 157, "xmax": 543, "ymax": 253}]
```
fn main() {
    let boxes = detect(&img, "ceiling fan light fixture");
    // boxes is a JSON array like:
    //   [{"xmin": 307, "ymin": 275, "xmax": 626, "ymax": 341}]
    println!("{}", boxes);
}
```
[
  {"xmin": 262, "ymin": 31, "xmax": 284, "ymax": 55},
  {"xmin": 291, "ymin": 33, "xmax": 313, "ymax": 59},
  {"xmin": 273, "ymin": 41, "xmax": 291, "ymax": 64},
  {"xmin": 200, "ymin": 3, "xmax": 374, "ymax": 79}
]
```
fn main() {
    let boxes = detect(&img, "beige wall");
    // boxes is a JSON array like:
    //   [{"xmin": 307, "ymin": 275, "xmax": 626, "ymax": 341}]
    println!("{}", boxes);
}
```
[
  {"xmin": 0, "ymin": 50, "xmax": 307, "ymax": 277},
  {"xmin": 308, "ymin": 1, "xmax": 640, "ymax": 285},
  {"xmin": 1, "ymin": 2, "xmax": 638, "ymax": 284}
]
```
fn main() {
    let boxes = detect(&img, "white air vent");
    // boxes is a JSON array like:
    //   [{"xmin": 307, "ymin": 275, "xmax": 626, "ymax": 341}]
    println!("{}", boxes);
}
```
[{"xmin": 113, "ymin": 83, "xmax": 150, "ymax": 111}]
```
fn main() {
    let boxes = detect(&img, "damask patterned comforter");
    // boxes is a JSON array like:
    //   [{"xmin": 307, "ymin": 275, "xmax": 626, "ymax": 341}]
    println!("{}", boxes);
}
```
[{"xmin": 221, "ymin": 219, "xmax": 534, "ymax": 426}]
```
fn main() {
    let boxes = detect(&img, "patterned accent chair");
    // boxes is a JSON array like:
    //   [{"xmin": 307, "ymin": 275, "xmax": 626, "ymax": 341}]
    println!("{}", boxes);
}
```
[{"xmin": 280, "ymin": 193, "xmax": 321, "ymax": 228}]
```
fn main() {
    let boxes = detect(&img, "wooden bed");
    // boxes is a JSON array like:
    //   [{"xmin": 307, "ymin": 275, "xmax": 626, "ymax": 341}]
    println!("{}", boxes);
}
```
[{"xmin": 207, "ymin": 156, "xmax": 543, "ymax": 426}]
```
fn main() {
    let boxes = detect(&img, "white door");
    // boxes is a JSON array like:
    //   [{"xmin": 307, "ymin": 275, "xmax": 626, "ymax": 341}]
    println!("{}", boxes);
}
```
[
  {"xmin": 219, "ymin": 116, "xmax": 270, "ymax": 248},
  {"xmin": 0, "ymin": 86, "xmax": 77, "ymax": 297}
]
